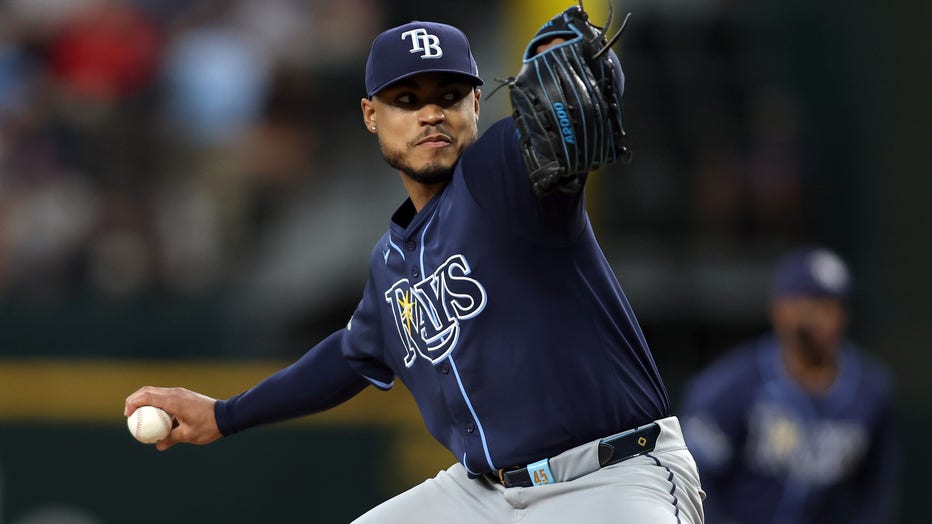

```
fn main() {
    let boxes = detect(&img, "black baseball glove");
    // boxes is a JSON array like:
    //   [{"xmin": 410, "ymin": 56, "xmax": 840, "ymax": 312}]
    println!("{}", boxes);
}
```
[{"xmin": 509, "ymin": 4, "xmax": 630, "ymax": 195}]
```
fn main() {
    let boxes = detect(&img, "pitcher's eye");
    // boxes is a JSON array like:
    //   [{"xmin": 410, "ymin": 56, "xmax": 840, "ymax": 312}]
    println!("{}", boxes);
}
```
[{"xmin": 438, "ymin": 89, "xmax": 471, "ymax": 107}]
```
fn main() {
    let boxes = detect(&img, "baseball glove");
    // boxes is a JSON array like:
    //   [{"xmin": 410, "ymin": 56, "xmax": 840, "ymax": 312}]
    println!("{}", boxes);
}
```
[{"xmin": 509, "ymin": 4, "xmax": 631, "ymax": 195}]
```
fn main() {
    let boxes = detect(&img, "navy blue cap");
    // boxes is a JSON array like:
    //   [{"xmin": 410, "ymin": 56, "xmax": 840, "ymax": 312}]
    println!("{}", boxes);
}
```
[
  {"xmin": 772, "ymin": 247, "xmax": 851, "ymax": 300},
  {"xmin": 365, "ymin": 21, "xmax": 483, "ymax": 98}
]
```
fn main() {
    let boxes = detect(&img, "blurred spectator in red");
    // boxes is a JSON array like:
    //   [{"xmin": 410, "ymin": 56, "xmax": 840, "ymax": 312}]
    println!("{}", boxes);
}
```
[{"xmin": 47, "ymin": 0, "xmax": 160, "ymax": 101}]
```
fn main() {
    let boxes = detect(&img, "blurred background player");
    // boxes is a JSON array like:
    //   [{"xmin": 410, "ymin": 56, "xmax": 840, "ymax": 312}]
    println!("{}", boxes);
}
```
[{"xmin": 679, "ymin": 247, "xmax": 897, "ymax": 523}]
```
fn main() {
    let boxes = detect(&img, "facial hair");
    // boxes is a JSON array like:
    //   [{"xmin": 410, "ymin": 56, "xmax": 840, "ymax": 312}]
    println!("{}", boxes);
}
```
[
  {"xmin": 382, "ymin": 149, "xmax": 455, "ymax": 185},
  {"xmin": 794, "ymin": 324, "xmax": 833, "ymax": 366},
  {"xmin": 379, "ymin": 124, "xmax": 477, "ymax": 185}
]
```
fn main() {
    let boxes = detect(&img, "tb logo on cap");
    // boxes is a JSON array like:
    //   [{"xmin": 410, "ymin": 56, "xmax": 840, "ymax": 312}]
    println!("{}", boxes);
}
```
[{"xmin": 401, "ymin": 28, "xmax": 443, "ymax": 59}]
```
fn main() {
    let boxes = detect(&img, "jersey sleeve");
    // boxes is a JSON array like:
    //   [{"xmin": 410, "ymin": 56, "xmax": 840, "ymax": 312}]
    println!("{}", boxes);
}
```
[
  {"xmin": 678, "ymin": 347, "xmax": 757, "ymax": 520},
  {"xmin": 214, "ymin": 329, "xmax": 370, "ymax": 436},
  {"xmin": 341, "ymin": 273, "xmax": 396, "ymax": 390},
  {"xmin": 680, "ymin": 355, "xmax": 752, "ymax": 473},
  {"xmin": 678, "ymin": 361, "xmax": 745, "ymax": 522},
  {"xmin": 851, "ymin": 363, "xmax": 899, "ymax": 523},
  {"xmin": 460, "ymin": 117, "xmax": 589, "ymax": 245}
]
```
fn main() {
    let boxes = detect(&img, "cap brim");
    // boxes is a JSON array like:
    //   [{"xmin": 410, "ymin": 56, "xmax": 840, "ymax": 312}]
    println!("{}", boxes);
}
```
[{"xmin": 369, "ymin": 70, "xmax": 484, "ymax": 97}]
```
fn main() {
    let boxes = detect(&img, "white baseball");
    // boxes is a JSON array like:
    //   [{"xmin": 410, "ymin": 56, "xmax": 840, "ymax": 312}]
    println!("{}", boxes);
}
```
[{"xmin": 127, "ymin": 406, "xmax": 173, "ymax": 444}]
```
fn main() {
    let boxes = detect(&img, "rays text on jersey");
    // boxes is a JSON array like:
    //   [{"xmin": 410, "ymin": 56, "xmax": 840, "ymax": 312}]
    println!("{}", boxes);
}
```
[{"xmin": 384, "ymin": 254, "xmax": 487, "ymax": 366}]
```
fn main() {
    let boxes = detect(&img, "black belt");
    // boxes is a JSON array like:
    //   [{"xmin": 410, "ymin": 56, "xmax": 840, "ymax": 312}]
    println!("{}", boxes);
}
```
[{"xmin": 489, "ymin": 422, "xmax": 661, "ymax": 488}]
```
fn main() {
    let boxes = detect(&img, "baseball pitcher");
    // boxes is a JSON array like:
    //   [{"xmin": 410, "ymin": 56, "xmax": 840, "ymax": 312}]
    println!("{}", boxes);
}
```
[{"xmin": 125, "ymin": 4, "xmax": 706, "ymax": 522}]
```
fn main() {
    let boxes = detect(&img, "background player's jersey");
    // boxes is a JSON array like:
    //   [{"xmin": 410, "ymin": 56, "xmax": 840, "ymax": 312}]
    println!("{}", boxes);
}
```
[
  {"xmin": 680, "ymin": 335, "xmax": 897, "ymax": 524},
  {"xmin": 342, "ymin": 117, "xmax": 669, "ymax": 475}
]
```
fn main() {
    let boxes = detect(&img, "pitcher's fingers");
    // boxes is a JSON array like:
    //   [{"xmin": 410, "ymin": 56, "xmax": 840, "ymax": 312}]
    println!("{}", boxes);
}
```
[
  {"xmin": 124, "ymin": 385, "xmax": 163, "ymax": 416},
  {"xmin": 125, "ymin": 386, "xmax": 182, "ymax": 417},
  {"xmin": 156, "ymin": 433, "xmax": 178, "ymax": 451},
  {"xmin": 125, "ymin": 386, "xmax": 151, "ymax": 416},
  {"xmin": 159, "ymin": 418, "xmax": 208, "ymax": 450},
  {"xmin": 155, "ymin": 419, "xmax": 190, "ymax": 451}
]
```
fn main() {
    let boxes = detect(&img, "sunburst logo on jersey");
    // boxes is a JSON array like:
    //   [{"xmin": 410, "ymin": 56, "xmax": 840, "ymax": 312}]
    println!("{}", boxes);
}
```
[
  {"xmin": 748, "ymin": 401, "xmax": 870, "ymax": 484},
  {"xmin": 765, "ymin": 414, "xmax": 800, "ymax": 459},
  {"xmin": 398, "ymin": 290, "xmax": 416, "ymax": 336}
]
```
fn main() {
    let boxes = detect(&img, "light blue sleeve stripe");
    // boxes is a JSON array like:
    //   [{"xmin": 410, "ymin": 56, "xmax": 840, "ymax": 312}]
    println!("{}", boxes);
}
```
[{"xmin": 363, "ymin": 375, "xmax": 394, "ymax": 390}]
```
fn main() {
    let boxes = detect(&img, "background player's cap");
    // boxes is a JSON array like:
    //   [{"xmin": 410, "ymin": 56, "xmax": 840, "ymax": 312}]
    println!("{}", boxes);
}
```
[
  {"xmin": 365, "ymin": 21, "xmax": 483, "ymax": 98},
  {"xmin": 772, "ymin": 247, "xmax": 851, "ymax": 301}
]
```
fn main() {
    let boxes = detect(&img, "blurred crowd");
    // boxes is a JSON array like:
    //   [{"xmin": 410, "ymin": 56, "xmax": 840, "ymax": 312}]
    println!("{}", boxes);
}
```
[
  {"xmin": 0, "ymin": 0, "xmax": 383, "ymax": 305},
  {"xmin": 0, "ymin": 0, "xmax": 846, "ymax": 357}
]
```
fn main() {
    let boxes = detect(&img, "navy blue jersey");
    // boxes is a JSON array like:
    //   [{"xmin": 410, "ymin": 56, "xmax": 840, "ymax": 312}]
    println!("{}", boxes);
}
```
[
  {"xmin": 680, "ymin": 335, "xmax": 897, "ymax": 524},
  {"xmin": 342, "ymin": 117, "xmax": 669, "ymax": 474}
]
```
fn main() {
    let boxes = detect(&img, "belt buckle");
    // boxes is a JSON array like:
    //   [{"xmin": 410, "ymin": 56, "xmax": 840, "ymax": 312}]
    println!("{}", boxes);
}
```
[{"xmin": 494, "ymin": 466, "xmax": 518, "ymax": 487}]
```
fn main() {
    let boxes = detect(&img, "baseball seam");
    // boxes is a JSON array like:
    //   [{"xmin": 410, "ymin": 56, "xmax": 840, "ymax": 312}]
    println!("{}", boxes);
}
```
[
  {"xmin": 136, "ymin": 410, "xmax": 144, "ymax": 440},
  {"xmin": 157, "ymin": 409, "xmax": 172, "ymax": 437}
]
